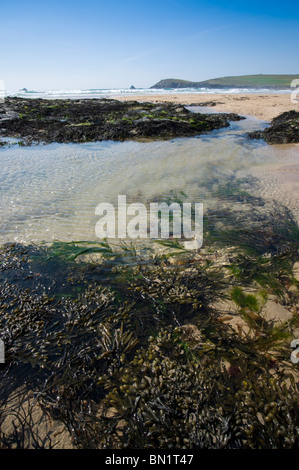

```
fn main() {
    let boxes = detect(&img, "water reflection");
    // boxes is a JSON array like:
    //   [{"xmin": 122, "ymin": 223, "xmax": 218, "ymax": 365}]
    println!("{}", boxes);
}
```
[{"xmin": 0, "ymin": 117, "xmax": 298, "ymax": 244}]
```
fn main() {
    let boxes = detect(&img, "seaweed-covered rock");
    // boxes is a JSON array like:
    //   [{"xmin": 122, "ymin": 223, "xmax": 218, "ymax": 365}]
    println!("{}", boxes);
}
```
[
  {"xmin": 249, "ymin": 110, "xmax": 299, "ymax": 144},
  {"xmin": 0, "ymin": 97, "xmax": 244, "ymax": 145}
]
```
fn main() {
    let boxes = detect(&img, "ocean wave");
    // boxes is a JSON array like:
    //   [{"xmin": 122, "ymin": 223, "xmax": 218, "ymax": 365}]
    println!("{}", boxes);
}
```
[{"xmin": 4, "ymin": 86, "xmax": 291, "ymax": 100}]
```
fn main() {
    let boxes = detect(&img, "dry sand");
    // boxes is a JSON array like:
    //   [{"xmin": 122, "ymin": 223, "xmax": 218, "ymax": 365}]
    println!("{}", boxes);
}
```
[{"xmin": 115, "ymin": 93, "xmax": 298, "ymax": 121}]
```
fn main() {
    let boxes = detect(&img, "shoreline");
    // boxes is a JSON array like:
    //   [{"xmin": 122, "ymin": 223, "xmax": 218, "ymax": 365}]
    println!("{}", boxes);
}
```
[{"xmin": 114, "ymin": 92, "xmax": 298, "ymax": 121}]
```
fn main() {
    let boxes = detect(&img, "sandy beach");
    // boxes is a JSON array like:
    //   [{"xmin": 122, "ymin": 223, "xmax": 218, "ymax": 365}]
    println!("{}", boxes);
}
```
[{"xmin": 115, "ymin": 93, "xmax": 297, "ymax": 122}]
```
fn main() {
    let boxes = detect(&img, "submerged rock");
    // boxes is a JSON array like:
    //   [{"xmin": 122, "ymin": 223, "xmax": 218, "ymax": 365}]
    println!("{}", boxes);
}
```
[
  {"xmin": 0, "ymin": 97, "xmax": 244, "ymax": 145},
  {"xmin": 249, "ymin": 110, "xmax": 299, "ymax": 144}
]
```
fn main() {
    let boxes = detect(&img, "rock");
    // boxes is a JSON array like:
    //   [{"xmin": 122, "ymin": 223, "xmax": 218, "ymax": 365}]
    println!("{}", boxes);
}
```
[
  {"xmin": 188, "ymin": 101, "xmax": 223, "ymax": 107},
  {"xmin": 0, "ymin": 97, "xmax": 244, "ymax": 145},
  {"xmin": 248, "ymin": 110, "xmax": 299, "ymax": 144},
  {"xmin": 130, "ymin": 85, "xmax": 136, "ymax": 90},
  {"xmin": 177, "ymin": 324, "xmax": 203, "ymax": 345}
]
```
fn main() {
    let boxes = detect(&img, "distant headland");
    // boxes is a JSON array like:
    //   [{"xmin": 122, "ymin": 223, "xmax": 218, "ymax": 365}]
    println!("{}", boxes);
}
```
[{"xmin": 150, "ymin": 74, "xmax": 299, "ymax": 89}]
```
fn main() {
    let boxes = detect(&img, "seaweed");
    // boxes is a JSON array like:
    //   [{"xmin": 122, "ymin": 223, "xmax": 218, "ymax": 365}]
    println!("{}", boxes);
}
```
[
  {"xmin": 0, "ymin": 194, "xmax": 299, "ymax": 448},
  {"xmin": 99, "ymin": 328, "xmax": 299, "ymax": 449}
]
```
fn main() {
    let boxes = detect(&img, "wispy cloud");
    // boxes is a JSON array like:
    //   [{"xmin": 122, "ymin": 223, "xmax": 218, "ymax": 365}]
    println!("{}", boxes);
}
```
[
  {"xmin": 118, "ymin": 21, "xmax": 244, "ymax": 66},
  {"xmin": 119, "ymin": 52, "xmax": 153, "ymax": 64},
  {"xmin": 177, "ymin": 21, "xmax": 245, "ymax": 44},
  {"xmin": 56, "ymin": 40, "xmax": 86, "ymax": 51}
]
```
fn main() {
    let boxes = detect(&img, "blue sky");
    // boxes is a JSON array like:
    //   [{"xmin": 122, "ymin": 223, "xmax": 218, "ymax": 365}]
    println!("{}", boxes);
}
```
[{"xmin": 1, "ymin": 0, "xmax": 298, "ymax": 90}]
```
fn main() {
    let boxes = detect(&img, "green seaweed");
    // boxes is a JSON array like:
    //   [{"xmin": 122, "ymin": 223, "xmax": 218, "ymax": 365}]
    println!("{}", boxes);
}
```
[
  {"xmin": 231, "ymin": 287, "xmax": 260, "ymax": 312},
  {"xmin": 44, "ymin": 240, "xmax": 114, "ymax": 260}
]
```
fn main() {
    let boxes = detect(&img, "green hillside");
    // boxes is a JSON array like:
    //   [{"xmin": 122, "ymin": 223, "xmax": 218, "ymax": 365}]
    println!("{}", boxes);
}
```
[
  {"xmin": 151, "ymin": 74, "xmax": 299, "ymax": 89},
  {"xmin": 150, "ymin": 78, "xmax": 202, "ymax": 89}
]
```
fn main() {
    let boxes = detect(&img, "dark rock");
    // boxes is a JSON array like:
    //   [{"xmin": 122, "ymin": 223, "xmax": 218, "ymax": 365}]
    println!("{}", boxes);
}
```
[
  {"xmin": 0, "ymin": 97, "xmax": 244, "ymax": 145},
  {"xmin": 248, "ymin": 110, "xmax": 299, "ymax": 144},
  {"xmin": 188, "ymin": 101, "xmax": 225, "ymax": 107},
  {"xmin": 130, "ymin": 85, "xmax": 136, "ymax": 90},
  {"xmin": 248, "ymin": 130, "xmax": 264, "ymax": 140}
]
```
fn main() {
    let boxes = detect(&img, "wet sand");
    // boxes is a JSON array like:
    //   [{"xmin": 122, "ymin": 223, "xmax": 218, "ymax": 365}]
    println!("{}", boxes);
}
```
[
  {"xmin": 253, "ymin": 146, "xmax": 299, "ymax": 215},
  {"xmin": 115, "ymin": 93, "xmax": 297, "ymax": 121}
]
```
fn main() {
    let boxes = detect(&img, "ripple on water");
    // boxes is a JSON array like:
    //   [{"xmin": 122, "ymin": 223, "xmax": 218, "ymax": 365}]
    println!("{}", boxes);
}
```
[{"xmin": 0, "ymin": 118, "xmax": 298, "ymax": 244}]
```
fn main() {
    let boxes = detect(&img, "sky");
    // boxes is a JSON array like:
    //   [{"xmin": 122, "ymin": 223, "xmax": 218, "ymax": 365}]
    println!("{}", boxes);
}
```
[{"xmin": 0, "ymin": 0, "xmax": 298, "ymax": 90}]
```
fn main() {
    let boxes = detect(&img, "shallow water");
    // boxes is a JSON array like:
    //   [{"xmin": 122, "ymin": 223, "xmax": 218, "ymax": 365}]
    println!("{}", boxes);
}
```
[{"xmin": 0, "ymin": 114, "xmax": 298, "ymax": 245}]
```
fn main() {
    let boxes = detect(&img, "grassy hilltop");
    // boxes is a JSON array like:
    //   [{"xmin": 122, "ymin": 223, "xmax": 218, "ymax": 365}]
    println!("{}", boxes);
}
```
[{"xmin": 151, "ymin": 74, "xmax": 299, "ymax": 89}]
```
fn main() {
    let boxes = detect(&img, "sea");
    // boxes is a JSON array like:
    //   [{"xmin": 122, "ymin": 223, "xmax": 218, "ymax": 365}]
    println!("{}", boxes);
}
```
[{"xmin": 3, "ymin": 86, "xmax": 291, "ymax": 100}]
